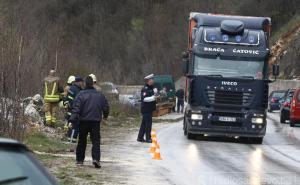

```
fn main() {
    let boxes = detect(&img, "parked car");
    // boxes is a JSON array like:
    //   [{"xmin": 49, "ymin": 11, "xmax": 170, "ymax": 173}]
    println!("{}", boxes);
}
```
[
  {"xmin": 99, "ymin": 82, "xmax": 119, "ymax": 102},
  {"xmin": 0, "ymin": 138, "xmax": 58, "ymax": 185},
  {"xmin": 268, "ymin": 90, "xmax": 286, "ymax": 112},
  {"xmin": 280, "ymin": 89, "xmax": 295, "ymax": 123},
  {"xmin": 290, "ymin": 88, "xmax": 300, "ymax": 127}
]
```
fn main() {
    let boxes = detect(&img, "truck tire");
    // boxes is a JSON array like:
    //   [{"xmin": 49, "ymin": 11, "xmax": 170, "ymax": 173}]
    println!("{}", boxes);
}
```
[
  {"xmin": 187, "ymin": 132, "xmax": 195, "ymax": 140},
  {"xmin": 290, "ymin": 121, "xmax": 295, "ymax": 127},
  {"xmin": 249, "ymin": 137, "xmax": 263, "ymax": 144},
  {"xmin": 280, "ymin": 114, "xmax": 286, "ymax": 123},
  {"xmin": 183, "ymin": 117, "xmax": 187, "ymax": 135}
]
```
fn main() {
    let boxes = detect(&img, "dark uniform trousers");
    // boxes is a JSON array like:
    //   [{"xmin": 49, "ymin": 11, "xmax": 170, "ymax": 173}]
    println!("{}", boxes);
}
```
[
  {"xmin": 76, "ymin": 121, "xmax": 100, "ymax": 162},
  {"xmin": 138, "ymin": 113, "xmax": 152, "ymax": 141},
  {"xmin": 177, "ymin": 99, "xmax": 184, "ymax": 113},
  {"xmin": 66, "ymin": 85, "xmax": 81, "ymax": 140}
]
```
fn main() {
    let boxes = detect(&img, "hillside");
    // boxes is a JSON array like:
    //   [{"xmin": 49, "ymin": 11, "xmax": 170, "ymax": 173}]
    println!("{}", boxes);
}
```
[
  {"xmin": 0, "ymin": 0, "xmax": 299, "ymax": 97},
  {"xmin": 271, "ymin": 14, "xmax": 300, "ymax": 79}
]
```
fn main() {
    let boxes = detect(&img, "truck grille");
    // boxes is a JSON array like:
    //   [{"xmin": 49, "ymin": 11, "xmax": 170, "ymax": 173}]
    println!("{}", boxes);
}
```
[{"xmin": 206, "ymin": 90, "xmax": 254, "ymax": 106}]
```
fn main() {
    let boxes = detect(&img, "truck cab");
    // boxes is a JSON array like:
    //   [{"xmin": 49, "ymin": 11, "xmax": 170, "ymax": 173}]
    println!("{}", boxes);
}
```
[{"xmin": 182, "ymin": 13, "xmax": 279, "ymax": 144}]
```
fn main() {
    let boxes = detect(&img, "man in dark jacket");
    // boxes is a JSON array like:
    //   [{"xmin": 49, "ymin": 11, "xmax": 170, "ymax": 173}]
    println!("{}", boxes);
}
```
[
  {"xmin": 176, "ymin": 88, "xmax": 184, "ymax": 113},
  {"xmin": 137, "ymin": 74, "xmax": 157, "ymax": 143},
  {"xmin": 70, "ymin": 76, "xmax": 109, "ymax": 168}
]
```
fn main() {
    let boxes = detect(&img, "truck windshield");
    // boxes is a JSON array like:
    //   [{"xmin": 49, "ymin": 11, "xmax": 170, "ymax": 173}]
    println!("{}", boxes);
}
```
[{"xmin": 194, "ymin": 56, "xmax": 264, "ymax": 79}]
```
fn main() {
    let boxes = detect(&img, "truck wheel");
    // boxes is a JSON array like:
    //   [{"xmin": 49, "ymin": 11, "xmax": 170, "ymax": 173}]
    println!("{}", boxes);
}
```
[
  {"xmin": 280, "ymin": 114, "xmax": 286, "ymax": 123},
  {"xmin": 290, "ymin": 121, "xmax": 295, "ymax": 127},
  {"xmin": 187, "ymin": 132, "xmax": 195, "ymax": 140},
  {"xmin": 183, "ymin": 117, "xmax": 187, "ymax": 135},
  {"xmin": 250, "ymin": 137, "xmax": 263, "ymax": 144}
]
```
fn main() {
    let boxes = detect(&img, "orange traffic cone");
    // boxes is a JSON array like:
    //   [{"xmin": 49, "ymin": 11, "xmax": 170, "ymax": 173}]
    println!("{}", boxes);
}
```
[
  {"xmin": 152, "ymin": 147, "xmax": 162, "ymax": 160},
  {"xmin": 149, "ymin": 142, "xmax": 156, "ymax": 153},
  {"xmin": 152, "ymin": 137, "xmax": 157, "ymax": 145},
  {"xmin": 151, "ymin": 130, "xmax": 157, "ymax": 139},
  {"xmin": 156, "ymin": 143, "xmax": 160, "ymax": 149}
]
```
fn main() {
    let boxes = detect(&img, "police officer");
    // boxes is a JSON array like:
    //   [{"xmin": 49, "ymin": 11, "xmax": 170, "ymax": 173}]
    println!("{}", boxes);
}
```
[
  {"xmin": 137, "ymin": 74, "xmax": 157, "ymax": 143},
  {"xmin": 70, "ymin": 76, "xmax": 109, "ymax": 168}
]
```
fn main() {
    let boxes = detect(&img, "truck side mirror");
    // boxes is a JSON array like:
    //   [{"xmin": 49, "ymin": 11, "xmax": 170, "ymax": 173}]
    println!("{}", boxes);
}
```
[
  {"xmin": 272, "ymin": 64, "xmax": 279, "ymax": 77},
  {"xmin": 182, "ymin": 51, "xmax": 189, "ymax": 74}
]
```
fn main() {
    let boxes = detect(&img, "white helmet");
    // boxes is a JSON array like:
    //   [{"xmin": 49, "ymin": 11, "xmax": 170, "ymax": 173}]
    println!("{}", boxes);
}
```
[
  {"xmin": 67, "ymin": 75, "xmax": 75, "ymax": 84},
  {"xmin": 89, "ymin": 74, "xmax": 97, "ymax": 82}
]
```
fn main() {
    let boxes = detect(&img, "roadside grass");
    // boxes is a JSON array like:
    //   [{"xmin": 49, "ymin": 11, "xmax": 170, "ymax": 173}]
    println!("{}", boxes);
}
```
[
  {"xmin": 108, "ymin": 102, "xmax": 141, "ymax": 128},
  {"xmin": 24, "ymin": 132, "xmax": 69, "ymax": 153},
  {"xmin": 110, "ymin": 102, "xmax": 140, "ymax": 118},
  {"xmin": 54, "ymin": 164, "xmax": 104, "ymax": 185},
  {"xmin": 54, "ymin": 168, "xmax": 74, "ymax": 185}
]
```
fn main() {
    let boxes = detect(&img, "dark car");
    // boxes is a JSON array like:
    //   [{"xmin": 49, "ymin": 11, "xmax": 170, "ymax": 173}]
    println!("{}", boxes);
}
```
[
  {"xmin": 267, "ymin": 90, "xmax": 286, "ymax": 112},
  {"xmin": 0, "ymin": 138, "xmax": 59, "ymax": 185},
  {"xmin": 280, "ymin": 89, "xmax": 295, "ymax": 123}
]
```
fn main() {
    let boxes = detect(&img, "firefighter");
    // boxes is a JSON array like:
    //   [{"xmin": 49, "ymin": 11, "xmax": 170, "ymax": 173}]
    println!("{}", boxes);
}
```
[
  {"xmin": 137, "ymin": 74, "xmax": 157, "ymax": 143},
  {"xmin": 89, "ymin": 74, "xmax": 101, "ymax": 92},
  {"xmin": 63, "ymin": 76, "xmax": 76, "ymax": 99},
  {"xmin": 70, "ymin": 76, "xmax": 109, "ymax": 168},
  {"xmin": 63, "ymin": 75, "xmax": 75, "ymax": 132},
  {"xmin": 66, "ymin": 76, "xmax": 83, "ymax": 142},
  {"xmin": 43, "ymin": 69, "xmax": 62, "ymax": 126}
]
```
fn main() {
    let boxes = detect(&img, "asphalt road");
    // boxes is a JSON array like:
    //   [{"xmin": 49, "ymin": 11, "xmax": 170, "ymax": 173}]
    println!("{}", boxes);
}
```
[{"xmin": 154, "ymin": 112, "xmax": 300, "ymax": 185}]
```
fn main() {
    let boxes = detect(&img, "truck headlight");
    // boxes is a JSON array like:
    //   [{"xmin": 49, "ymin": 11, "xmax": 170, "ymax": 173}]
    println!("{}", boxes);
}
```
[
  {"xmin": 252, "ymin": 118, "xmax": 264, "ymax": 124},
  {"xmin": 191, "ymin": 114, "xmax": 203, "ymax": 120}
]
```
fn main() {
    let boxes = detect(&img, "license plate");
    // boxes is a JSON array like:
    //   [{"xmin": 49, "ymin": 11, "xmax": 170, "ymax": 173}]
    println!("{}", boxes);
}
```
[{"xmin": 218, "ymin": 116, "xmax": 236, "ymax": 122}]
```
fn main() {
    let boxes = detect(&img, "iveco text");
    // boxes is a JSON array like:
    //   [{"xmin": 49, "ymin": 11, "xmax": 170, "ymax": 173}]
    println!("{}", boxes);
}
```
[{"xmin": 221, "ymin": 81, "xmax": 238, "ymax": 86}]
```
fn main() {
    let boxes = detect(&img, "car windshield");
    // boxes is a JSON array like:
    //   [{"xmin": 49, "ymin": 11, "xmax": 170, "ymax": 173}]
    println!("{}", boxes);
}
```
[
  {"xmin": 194, "ymin": 56, "xmax": 264, "ymax": 79},
  {"xmin": 0, "ymin": 149, "xmax": 54, "ymax": 185},
  {"xmin": 272, "ymin": 92, "xmax": 285, "ymax": 98}
]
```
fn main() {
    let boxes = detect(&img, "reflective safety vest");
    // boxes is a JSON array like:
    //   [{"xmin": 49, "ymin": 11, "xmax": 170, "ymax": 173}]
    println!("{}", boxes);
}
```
[{"xmin": 44, "ymin": 80, "xmax": 60, "ymax": 103}]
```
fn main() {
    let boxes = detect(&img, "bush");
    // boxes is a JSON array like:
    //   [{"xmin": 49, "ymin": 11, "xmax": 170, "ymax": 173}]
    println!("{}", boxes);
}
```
[{"xmin": 110, "ymin": 102, "xmax": 140, "ymax": 118}]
